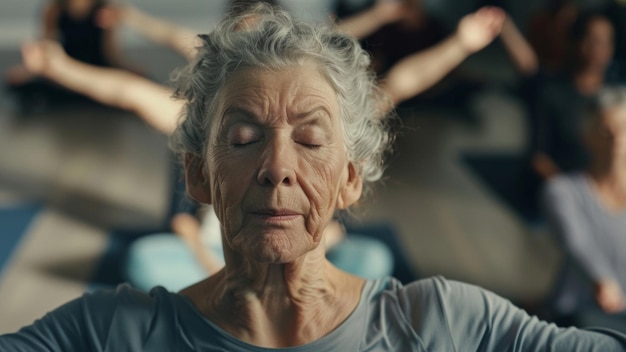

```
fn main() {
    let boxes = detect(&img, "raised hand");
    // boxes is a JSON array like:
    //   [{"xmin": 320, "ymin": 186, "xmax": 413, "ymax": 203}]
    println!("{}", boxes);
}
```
[
  {"xmin": 21, "ymin": 40, "xmax": 67, "ymax": 78},
  {"xmin": 595, "ymin": 280, "xmax": 626, "ymax": 313},
  {"xmin": 455, "ymin": 6, "xmax": 505, "ymax": 54}
]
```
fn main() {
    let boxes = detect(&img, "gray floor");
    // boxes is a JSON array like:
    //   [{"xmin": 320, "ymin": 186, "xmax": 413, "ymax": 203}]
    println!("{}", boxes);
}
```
[{"xmin": 0, "ymin": 3, "xmax": 563, "ymax": 333}]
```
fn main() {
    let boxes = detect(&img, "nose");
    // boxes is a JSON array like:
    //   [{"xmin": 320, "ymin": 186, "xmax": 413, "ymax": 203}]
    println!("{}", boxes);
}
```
[{"xmin": 256, "ymin": 135, "xmax": 297, "ymax": 187}]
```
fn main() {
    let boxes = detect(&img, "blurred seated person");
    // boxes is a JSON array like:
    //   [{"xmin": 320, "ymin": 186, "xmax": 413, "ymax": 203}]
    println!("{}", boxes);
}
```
[
  {"xmin": 2, "ymin": 5, "xmax": 625, "ymax": 350},
  {"xmin": 543, "ymin": 86, "xmax": 626, "ymax": 332}
]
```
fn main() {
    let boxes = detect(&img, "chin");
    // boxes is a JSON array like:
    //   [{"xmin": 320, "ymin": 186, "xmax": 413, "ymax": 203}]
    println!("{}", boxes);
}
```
[{"xmin": 248, "ymin": 238, "xmax": 312, "ymax": 264}]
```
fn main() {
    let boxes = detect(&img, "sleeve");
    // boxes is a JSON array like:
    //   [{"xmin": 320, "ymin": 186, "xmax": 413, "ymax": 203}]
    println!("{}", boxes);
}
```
[
  {"xmin": 0, "ymin": 284, "xmax": 156, "ymax": 352},
  {"xmin": 432, "ymin": 277, "xmax": 626, "ymax": 351},
  {"xmin": 543, "ymin": 178, "xmax": 618, "ymax": 282},
  {"xmin": 0, "ymin": 297, "xmax": 93, "ymax": 352}
]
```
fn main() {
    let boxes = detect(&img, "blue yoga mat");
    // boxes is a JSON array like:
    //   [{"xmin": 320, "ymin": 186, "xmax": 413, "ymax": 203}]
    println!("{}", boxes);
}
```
[{"xmin": 0, "ymin": 202, "xmax": 42, "ymax": 277}]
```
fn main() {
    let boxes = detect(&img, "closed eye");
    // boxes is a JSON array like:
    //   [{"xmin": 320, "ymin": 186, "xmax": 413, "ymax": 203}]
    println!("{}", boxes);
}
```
[
  {"xmin": 297, "ymin": 142, "xmax": 322, "ymax": 149},
  {"xmin": 229, "ymin": 124, "xmax": 262, "ymax": 146}
]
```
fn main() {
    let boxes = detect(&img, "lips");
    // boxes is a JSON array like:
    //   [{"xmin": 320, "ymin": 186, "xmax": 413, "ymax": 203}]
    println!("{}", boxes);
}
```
[
  {"xmin": 252, "ymin": 208, "xmax": 300, "ymax": 216},
  {"xmin": 249, "ymin": 208, "xmax": 302, "ymax": 223}
]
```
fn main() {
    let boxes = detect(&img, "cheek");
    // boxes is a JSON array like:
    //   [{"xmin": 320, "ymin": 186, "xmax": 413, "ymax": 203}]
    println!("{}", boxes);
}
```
[
  {"xmin": 299, "ymin": 149, "xmax": 346, "ymax": 229},
  {"xmin": 208, "ymin": 148, "xmax": 255, "ymax": 232}
]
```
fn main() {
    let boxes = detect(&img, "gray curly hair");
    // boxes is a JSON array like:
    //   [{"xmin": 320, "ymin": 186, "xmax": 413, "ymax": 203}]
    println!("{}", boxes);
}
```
[{"xmin": 170, "ymin": 3, "xmax": 393, "ymax": 195}]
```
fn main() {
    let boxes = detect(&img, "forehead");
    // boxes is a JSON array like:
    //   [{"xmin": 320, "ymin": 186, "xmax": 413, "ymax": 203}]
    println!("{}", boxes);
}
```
[{"xmin": 218, "ymin": 65, "xmax": 339, "ymax": 117}]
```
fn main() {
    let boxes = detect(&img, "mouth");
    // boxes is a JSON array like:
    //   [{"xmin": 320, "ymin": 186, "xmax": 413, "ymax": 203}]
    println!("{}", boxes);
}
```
[{"xmin": 250, "ymin": 208, "xmax": 302, "ymax": 222}]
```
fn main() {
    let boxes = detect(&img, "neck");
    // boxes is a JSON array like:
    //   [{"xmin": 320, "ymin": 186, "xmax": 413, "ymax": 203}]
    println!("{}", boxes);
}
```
[
  {"xmin": 189, "ymin": 245, "xmax": 365, "ymax": 348},
  {"xmin": 588, "ymin": 158, "xmax": 626, "ymax": 206},
  {"xmin": 589, "ymin": 156, "xmax": 626, "ymax": 180}
]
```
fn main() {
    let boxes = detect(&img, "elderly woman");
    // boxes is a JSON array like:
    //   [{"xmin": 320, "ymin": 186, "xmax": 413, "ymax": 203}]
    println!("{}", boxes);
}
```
[
  {"xmin": 543, "ymin": 86, "xmax": 626, "ymax": 331},
  {"xmin": 2, "ymin": 4, "xmax": 626, "ymax": 351}
]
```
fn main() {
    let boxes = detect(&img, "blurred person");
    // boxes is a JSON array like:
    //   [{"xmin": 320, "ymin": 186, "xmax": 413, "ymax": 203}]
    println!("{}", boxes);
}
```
[
  {"xmin": 532, "ymin": 12, "xmax": 621, "ymax": 180},
  {"xmin": 2, "ymin": 6, "xmax": 626, "ymax": 349},
  {"xmin": 543, "ymin": 86, "xmax": 626, "ymax": 332},
  {"xmin": 502, "ymin": 11, "xmax": 621, "ymax": 179},
  {"xmin": 4, "ymin": 0, "xmax": 135, "ymax": 110},
  {"xmin": 495, "ymin": 9, "xmax": 621, "ymax": 224},
  {"xmin": 527, "ymin": 0, "xmax": 580, "ymax": 74}
]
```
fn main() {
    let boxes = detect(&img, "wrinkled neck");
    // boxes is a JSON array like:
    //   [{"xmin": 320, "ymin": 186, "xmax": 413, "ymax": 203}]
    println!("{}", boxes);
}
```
[{"xmin": 195, "ymin": 242, "xmax": 365, "ymax": 348}]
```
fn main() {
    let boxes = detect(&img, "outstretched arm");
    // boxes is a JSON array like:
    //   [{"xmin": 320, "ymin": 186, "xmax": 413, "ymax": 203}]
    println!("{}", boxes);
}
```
[
  {"xmin": 379, "ymin": 6, "xmax": 505, "ymax": 111},
  {"xmin": 99, "ymin": 5, "xmax": 199, "ymax": 62},
  {"xmin": 499, "ymin": 15, "xmax": 539, "ymax": 76},
  {"xmin": 21, "ymin": 41, "xmax": 181, "ymax": 135},
  {"xmin": 336, "ymin": 0, "xmax": 406, "ymax": 39}
]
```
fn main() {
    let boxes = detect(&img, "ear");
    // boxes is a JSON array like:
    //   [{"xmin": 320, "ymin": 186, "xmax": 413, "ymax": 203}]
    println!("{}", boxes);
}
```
[
  {"xmin": 184, "ymin": 153, "xmax": 212, "ymax": 204},
  {"xmin": 336, "ymin": 162, "xmax": 363, "ymax": 209}
]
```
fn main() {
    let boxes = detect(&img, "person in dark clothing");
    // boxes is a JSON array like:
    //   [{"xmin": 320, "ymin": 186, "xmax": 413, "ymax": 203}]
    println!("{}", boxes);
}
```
[
  {"xmin": 360, "ymin": 0, "xmax": 447, "ymax": 76},
  {"xmin": 4, "ymin": 0, "xmax": 134, "ymax": 111},
  {"xmin": 532, "ymin": 12, "xmax": 620, "ymax": 179},
  {"xmin": 55, "ymin": 0, "xmax": 109, "ymax": 67}
]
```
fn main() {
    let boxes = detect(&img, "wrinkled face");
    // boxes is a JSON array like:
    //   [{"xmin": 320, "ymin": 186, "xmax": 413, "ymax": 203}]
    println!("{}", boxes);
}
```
[
  {"xmin": 578, "ymin": 17, "xmax": 614, "ymax": 69},
  {"xmin": 588, "ymin": 107, "xmax": 626, "ymax": 161},
  {"xmin": 190, "ymin": 65, "xmax": 361, "ymax": 263}
]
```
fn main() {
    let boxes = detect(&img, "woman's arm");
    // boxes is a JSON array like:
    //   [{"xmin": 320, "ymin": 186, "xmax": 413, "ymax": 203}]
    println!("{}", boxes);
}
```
[
  {"xmin": 0, "ymin": 285, "xmax": 163, "ymax": 351},
  {"xmin": 107, "ymin": 5, "xmax": 199, "ymax": 62},
  {"xmin": 336, "ymin": 0, "xmax": 406, "ymax": 40},
  {"xmin": 0, "ymin": 298, "xmax": 90, "ymax": 351},
  {"xmin": 543, "ymin": 178, "xmax": 626, "ymax": 313},
  {"xmin": 499, "ymin": 15, "xmax": 539, "ymax": 76},
  {"xmin": 378, "ymin": 6, "xmax": 505, "ymax": 111},
  {"xmin": 21, "ymin": 41, "xmax": 181, "ymax": 135},
  {"xmin": 403, "ymin": 277, "xmax": 626, "ymax": 351}
]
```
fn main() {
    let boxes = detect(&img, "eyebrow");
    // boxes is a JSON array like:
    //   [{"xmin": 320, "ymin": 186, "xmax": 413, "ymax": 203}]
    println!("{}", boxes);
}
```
[
  {"xmin": 294, "ymin": 106, "xmax": 332, "ymax": 121},
  {"xmin": 223, "ymin": 107, "xmax": 257, "ymax": 120},
  {"xmin": 223, "ymin": 105, "xmax": 332, "ymax": 123}
]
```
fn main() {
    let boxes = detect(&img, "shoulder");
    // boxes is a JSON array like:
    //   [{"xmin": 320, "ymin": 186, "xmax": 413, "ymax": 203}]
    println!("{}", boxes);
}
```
[
  {"xmin": 392, "ymin": 277, "xmax": 501, "ymax": 340},
  {"xmin": 0, "ymin": 284, "xmax": 178, "ymax": 351},
  {"xmin": 388, "ymin": 277, "xmax": 626, "ymax": 351},
  {"xmin": 390, "ymin": 276, "xmax": 529, "ymax": 349},
  {"xmin": 543, "ymin": 173, "xmax": 585, "ymax": 200},
  {"xmin": 81, "ymin": 284, "xmax": 176, "ymax": 327},
  {"xmin": 395, "ymin": 276, "xmax": 505, "ymax": 321},
  {"xmin": 81, "ymin": 284, "xmax": 181, "ymax": 349},
  {"xmin": 83, "ymin": 283, "xmax": 165, "ymax": 309}
]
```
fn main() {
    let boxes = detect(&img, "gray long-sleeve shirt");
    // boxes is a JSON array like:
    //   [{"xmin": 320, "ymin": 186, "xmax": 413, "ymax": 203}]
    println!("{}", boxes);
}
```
[
  {"xmin": 543, "ymin": 173, "xmax": 626, "ymax": 314},
  {"xmin": 1, "ymin": 276, "xmax": 625, "ymax": 351}
]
